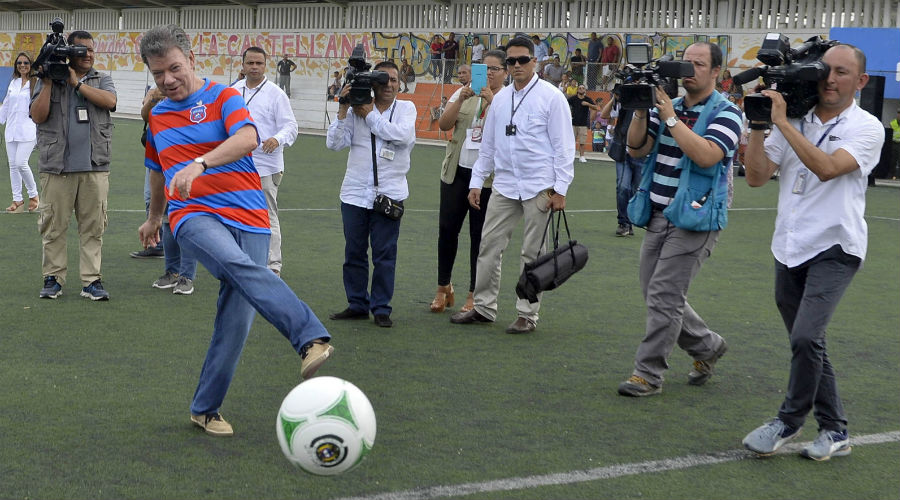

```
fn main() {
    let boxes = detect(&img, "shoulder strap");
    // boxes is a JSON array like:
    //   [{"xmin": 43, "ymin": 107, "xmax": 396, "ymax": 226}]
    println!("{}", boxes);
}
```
[{"xmin": 371, "ymin": 132, "xmax": 379, "ymax": 189}]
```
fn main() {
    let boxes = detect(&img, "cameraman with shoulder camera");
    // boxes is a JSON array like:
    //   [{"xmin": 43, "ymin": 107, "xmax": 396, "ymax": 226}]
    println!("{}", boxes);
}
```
[
  {"xmin": 618, "ymin": 42, "xmax": 742, "ymax": 397},
  {"xmin": 326, "ymin": 60, "xmax": 417, "ymax": 328},
  {"xmin": 30, "ymin": 30, "xmax": 117, "ymax": 301},
  {"xmin": 741, "ymin": 44, "xmax": 884, "ymax": 460}
]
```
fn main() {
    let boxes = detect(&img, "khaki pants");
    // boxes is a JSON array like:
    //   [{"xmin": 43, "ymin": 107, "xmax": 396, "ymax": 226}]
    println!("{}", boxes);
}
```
[
  {"xmin": 633, "ymin": 210, "xmax": 724, "ymax": 386},
  {"xmin": 260, "ymin": 172, "xmax": 283, "ymax": 273},
  {"xmin": 38, "ymin": 171, "xmax": 109, "ymax": 287},
  {"xmin": 473, "ymin": 190, "xmax": 552, "ymax": 323}
]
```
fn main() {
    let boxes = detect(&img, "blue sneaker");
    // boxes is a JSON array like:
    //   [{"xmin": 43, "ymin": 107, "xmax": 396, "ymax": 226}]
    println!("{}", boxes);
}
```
[
  {"xmin": 801, "ymin": 429, "xmax": 851, "ymax": 461},
  {"xmin": 80, "ymin": 279, "xmax": 110, "ymax": 301},
  {"xmin": 39, "ymin": 276, "xmax": 62, "ymax": 299},
  {"xmin": 742, "ymin": 418, "xmax": 801, "ymax": 456}
]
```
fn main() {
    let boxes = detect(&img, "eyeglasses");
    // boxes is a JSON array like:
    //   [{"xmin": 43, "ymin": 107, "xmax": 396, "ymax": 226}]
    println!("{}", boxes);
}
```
[
  {"xmin": 486, "ymin": 66, "xmax": 505, "ymax": 73},
  {"xmin": 16, "ymin": 61, "xmax": 31, "ymax": 65},
  {"xmin": 505, "ymin": 56, "xmax": 533, "ymax": 67}
]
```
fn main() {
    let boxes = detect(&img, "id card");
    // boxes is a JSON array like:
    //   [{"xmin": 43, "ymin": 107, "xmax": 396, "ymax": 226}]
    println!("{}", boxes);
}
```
[
  {"xmin": 76, "ymin": 106, "xmax": 89, "ymax": 123},
  {"xmin": 379, "ymin": 147, "xmax": 395, "ymax": 160},
  {"xmin": 463, "ymin": 127, "xmax": 483, "ymax": 150},
  {"xmin": 792, "ymin": 169, "xmax": 807, "ymax": 195},
  {"xmin": 505, "ymin": 124, "xmax": 517, "ymax": 136}
]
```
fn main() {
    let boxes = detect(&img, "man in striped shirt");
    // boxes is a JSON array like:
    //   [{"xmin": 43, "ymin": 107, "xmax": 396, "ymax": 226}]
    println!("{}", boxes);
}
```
[
  {"xmin": 137, "ymin": 24, "xmax": 333, "ymax": 437},
  {"xmin": 618, "ymin": 42, "xmax": 742, "ymax": 397}
]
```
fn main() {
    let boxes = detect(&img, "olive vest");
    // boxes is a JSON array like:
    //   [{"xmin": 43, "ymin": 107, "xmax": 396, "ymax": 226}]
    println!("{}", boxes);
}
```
[
  {"xmin": 440, "ymin": 95, "xmax": 492, "ymax": 188},
  {"xmin": 36, "ymin": 68, "xmax": 113, "ymax": 174}
]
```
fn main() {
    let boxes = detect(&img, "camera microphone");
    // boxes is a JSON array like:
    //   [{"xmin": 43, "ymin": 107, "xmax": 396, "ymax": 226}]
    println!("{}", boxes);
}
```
[{"xmin": 732, "ymin": 66, "xmax": 767, "ymax": 86}]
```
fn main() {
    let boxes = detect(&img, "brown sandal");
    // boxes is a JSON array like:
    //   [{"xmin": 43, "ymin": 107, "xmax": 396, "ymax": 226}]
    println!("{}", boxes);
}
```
[
  {"xmin": 429, "ymin": 284, "xmax": 455, "ymax": 313},
  {"xmin": 459, "ymin": 291, "xmax": 475, "ymax": 313},
  {"xmin": 27, "ymin": 196, "xmax": 39, "ymax": 212},
  {"xmin": 6, "ymin": 201, "xmax": 24, "ymax": 213}
]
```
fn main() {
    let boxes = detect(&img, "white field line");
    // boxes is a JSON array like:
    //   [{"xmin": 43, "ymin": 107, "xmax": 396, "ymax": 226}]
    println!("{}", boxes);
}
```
[
  {"xmin": 106, "ymin": 207, "xmax": 900, "ymax": 222},
  {"xmin": 335, "ymin": 431, "xmax": 900, "ymax": 500}
]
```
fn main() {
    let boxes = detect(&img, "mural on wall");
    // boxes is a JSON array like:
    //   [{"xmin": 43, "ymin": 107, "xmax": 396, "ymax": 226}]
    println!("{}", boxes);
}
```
[{"xmin": 2, "ymin": 29, "xmax": 827, "ymax": 84}]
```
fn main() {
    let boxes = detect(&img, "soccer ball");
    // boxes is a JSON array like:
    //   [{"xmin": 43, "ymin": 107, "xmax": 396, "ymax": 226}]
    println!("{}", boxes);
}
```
[{"xmin": 276, "ymin": 376, "xmax": 376, "ymax": 475}]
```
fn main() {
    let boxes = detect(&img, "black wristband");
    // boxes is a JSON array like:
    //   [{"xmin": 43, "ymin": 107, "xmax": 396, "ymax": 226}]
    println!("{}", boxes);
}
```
[
  {"xmin": 74, "ymin": 82, "xmax": 82, "ymax": 92},
  {"xmin": 749, "ymin": 122, "xmax": 770, "ymax": 130}
]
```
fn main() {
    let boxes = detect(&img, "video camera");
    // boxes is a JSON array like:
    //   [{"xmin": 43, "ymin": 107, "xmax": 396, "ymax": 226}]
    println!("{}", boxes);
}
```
[
  {"xmin": 614, "ymin": 44, "xmax": 694, "ymax": 109},
  {"xmin": 339, "ymin": 44, "xmax": 390, "ymax": 107},
  {"xmin": 32, "ymin": 18, "xmax": 88, "ymax": 82},
  {"xmin": 733, "ymin": 33, "xmax": 838, "ymax": 122}
]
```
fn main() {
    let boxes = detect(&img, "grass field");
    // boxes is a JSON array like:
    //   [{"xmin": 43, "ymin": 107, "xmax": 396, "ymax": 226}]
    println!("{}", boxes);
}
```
[{"xmin": 1, "ymin": 118, "xmax": 898, "ymax": 500}]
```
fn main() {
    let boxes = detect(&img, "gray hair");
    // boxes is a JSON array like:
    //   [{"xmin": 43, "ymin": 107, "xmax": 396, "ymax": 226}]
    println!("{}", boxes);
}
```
[{"xmin": 140, "ymin": 24, "xmax": 192, "ymax": 64}]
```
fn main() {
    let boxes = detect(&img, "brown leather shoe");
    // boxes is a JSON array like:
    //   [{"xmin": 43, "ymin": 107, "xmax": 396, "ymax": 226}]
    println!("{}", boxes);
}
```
[
  {"xmin": 450, "ymin": 308, "xmax": 493, "ymax": 324},
  {"xmin": 505, "ymin": 317, "xmax": 536, "ymax": 334}
]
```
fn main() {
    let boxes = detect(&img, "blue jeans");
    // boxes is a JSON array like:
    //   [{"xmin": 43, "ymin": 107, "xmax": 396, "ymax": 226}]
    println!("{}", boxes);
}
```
[
  {"xmin": 162, "ymin": 218, "xmax": 197, "ymax": 279},
  {"xmin": 615, "ymin": 156, "xmax": 642, "ymax": 226},
  {"xmin": 340, "ymin": 202, "xmax": 401, "ymax": 316},
  {"xmin": 176, "ymin": 215, "xmax": 330, "ymax": 415}
]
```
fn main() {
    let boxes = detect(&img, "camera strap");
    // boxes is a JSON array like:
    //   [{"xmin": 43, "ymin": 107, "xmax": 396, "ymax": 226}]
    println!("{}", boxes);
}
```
[{"xmin": 370, "ymin": 100, "xmax": 397, "ymax": 191}]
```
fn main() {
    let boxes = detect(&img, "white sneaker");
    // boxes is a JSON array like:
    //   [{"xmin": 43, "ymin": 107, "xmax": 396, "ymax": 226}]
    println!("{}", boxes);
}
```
[{"xmin": 579, "ymin": 156, "xmax": 587, "ymax": 163}]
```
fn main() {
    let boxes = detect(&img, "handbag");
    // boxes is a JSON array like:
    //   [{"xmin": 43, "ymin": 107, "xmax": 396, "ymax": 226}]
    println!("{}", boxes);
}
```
[
  {"xmin": 370, "ymin": 131, "xmax": 403, "ymax": 221},
  {"xmin": 515, "ymin": 210, "xmax": 589, "ymax": 304}
]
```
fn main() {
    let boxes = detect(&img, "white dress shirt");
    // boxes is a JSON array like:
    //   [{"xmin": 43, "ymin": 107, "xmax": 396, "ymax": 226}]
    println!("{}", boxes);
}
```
[
  {"xmin": 0, "ymin": 78, "xmax": 37, "ymax": 142},
  {"xmin": 326, "ymin": 98, "xmax": 417, "ymax": 208},
  {"xmin": 230, "ymin": 76, "xmax": 297, "ymax": 176},
  {"xmin": 765, "ymin": 102, "xmax": 884, "ymax": 267},
  {"xmin": 470, "ymin": 73, "xmax": 575, "ymax": 199}
]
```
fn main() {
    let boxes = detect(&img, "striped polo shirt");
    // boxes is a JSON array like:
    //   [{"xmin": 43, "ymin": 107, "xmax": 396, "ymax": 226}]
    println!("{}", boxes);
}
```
[
  {"xmin": 145, "ymin": 79, "xmax": 269, "ymax": 237},
  {"xmin": 646, "ymin": 94, "xmax": 742, "ymax": 209}
]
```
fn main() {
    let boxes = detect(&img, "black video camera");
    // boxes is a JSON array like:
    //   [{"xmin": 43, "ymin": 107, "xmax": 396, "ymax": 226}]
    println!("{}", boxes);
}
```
[
  {"xmin": 733, "ymin": 34, "xmax": 837, "ymax": 122},
  {"xmin": 32, "ymin": 17, "xmax": 88, "ymax": 82},
  {"xmin": 339, "ymin": 44, "xmax": 390, "ymax": 107},
  {"xmin": 614, "ymin": 44, "xmax": 693, "ymax": 109}
]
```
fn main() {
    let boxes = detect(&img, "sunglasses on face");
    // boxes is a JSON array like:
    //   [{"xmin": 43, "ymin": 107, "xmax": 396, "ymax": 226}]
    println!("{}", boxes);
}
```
[
  {"xmin": 17, "ymin": 61, "xmax": 31, "ymax": 65},
  {"xmin": 505, "ymin": 56, "xmax": 533, "ymax": 66}
]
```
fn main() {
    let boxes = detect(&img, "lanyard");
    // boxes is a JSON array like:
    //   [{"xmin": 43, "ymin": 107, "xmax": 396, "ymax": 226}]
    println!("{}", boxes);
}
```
[
  {"xmin": 243, "ymin": 80, "xmax": 267, "ymax": 106},
  {"xmin": 800, "ymin": 118, "xmax": 840, "ymax": 148},
  {"xmin": 509, "ymin": 76, "xmax": 540, "ymax": 126}
]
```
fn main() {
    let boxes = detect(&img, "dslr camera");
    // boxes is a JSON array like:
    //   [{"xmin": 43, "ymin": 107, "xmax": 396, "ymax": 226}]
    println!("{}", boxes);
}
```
[
  {"xmin": 733, "ymin": 33, "xmax": 837, "ymax": 122},
  {"xmin": 614, "ymin": 44, "xmax": 694, "ymax": 109},
  {"xmin": 340, "ymin": 44, "xmax": 390, "ymax": 107},
  {"xmin": 33, "ymin": 17, "xmax": 88, "ymax": 82}
]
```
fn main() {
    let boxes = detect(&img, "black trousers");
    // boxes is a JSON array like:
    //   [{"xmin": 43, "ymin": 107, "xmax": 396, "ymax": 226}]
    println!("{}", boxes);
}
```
[
  {"xmin": 775, "ymin": 245, "xmax": 860, "ymax": 432},
  {"xmin": 437, "ymin": 167, "xmax": 491, "ymax": 291}
]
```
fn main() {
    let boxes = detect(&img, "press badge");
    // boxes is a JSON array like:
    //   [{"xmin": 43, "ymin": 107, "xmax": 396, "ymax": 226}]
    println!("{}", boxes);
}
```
[
  {"xmin": 792, "ymin": 169, "xmax": 808, "ymax": 195},
  {"xmin": 379, "ymin": 147, "xmax": 395, "ymax": 160},
  {"xmin": 76, "ymin": 106, "xmax": 89, "ymax": 123},
  {"xmin": 505, "ymin": 124, "xmax": 517, "ymax": 136},
  {"xmin": 470, "ymin": 125, "xmax": 483, "ymax": 143}
]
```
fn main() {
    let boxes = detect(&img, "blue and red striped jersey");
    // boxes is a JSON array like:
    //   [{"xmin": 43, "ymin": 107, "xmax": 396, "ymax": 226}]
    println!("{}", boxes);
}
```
[{"xmin": 145, "ymin": 79, "xmax": 269, "ymax": 236}]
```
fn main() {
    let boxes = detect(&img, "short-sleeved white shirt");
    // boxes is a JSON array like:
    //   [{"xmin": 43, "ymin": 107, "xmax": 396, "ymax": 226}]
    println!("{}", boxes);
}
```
[{"xmin": 764, "ymin": 102, "xmax": 885, "ymax": 267}]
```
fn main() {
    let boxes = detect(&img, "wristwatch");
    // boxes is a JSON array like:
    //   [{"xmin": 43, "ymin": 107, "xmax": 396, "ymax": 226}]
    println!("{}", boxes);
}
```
[
  {"xmin": 665, "ymin": 116, "xmax": 679, "ymax": 128},
  {"xmin": 194, "ymin": 157, "xmax": 208, "ymax": 171}
]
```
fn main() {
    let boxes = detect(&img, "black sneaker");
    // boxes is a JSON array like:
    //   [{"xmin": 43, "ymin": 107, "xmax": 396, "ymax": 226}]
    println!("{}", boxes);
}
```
[
  {"xmin": 329, "ymin": 307, "xmax": 369, "ymax": 320},
  {"xmin": 130, "ymin": 247, "xmax": 164, "ymax": 259},
  {"xmin": 40, "ymin": 276, "xmax": 62, "ymax": 299},
  {"xmin": 615, "ymin": 224, "xmax": 629, "ymax": 237},
  {"xmin": 80, "ymin": 279, "xmax": 110, "ymax": 301}
]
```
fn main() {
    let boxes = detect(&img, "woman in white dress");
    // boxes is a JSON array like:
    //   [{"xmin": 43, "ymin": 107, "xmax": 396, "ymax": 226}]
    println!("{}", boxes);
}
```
[{"xmin": 0, "ymin": 52, "xmax": 39, "ymax": 213}]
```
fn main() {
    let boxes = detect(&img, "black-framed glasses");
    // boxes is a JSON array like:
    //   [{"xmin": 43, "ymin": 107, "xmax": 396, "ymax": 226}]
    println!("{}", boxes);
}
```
[
  {"xmin": 486, "ymin": 65, "xmax": 504, "ymax": 73},
  {"xmin": 505, "ymin": 56, "xmax": 533, "ymax": 67}
]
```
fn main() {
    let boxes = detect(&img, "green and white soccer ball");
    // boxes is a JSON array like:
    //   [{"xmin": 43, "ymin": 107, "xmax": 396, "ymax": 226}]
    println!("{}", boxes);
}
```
[{"xmin": 276, "ymin": 376, "xmax": 376, "ymax": 475}]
